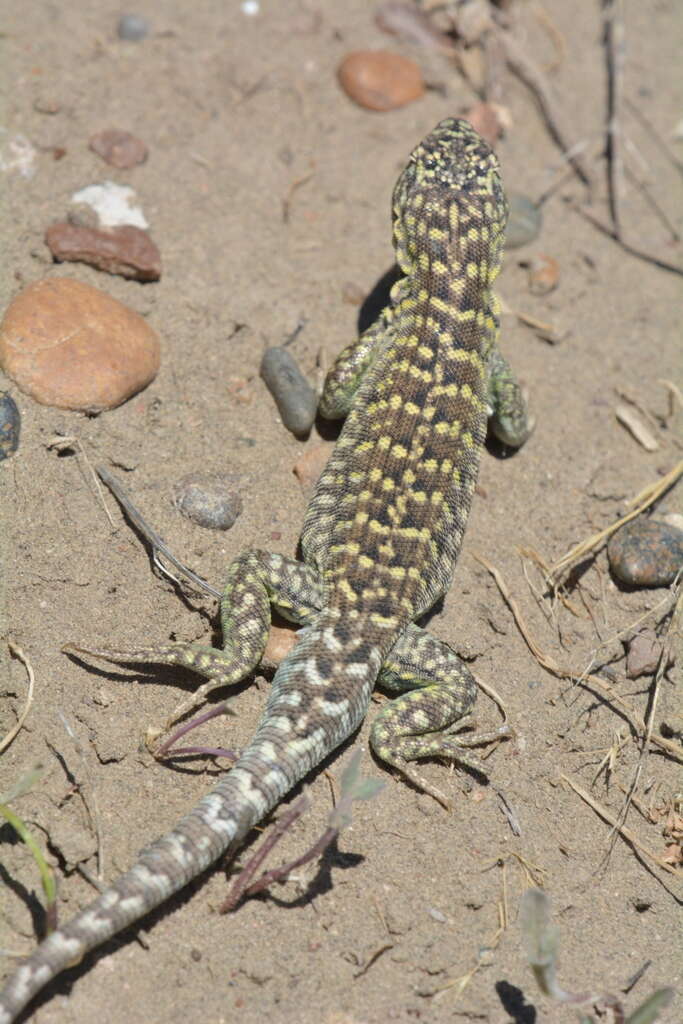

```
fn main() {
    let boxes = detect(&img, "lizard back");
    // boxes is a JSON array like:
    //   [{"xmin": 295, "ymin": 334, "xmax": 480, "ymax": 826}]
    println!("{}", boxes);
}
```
[{"xmin": 302, "ymin": 118, "xmax": 508, "ymax": 622}]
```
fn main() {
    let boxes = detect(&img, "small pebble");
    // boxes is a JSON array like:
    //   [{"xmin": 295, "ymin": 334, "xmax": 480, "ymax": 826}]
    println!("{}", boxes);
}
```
[
  {"xmin": 521, "ymin": 254, "xmax": 560, "ymax": 295},
  {"xmin": 45, "ymin": 222, "xmax": 161, "ymax": 281},
  {"xmin": 0, "ymin": 277, "xmax": 160, "ymax": 412},
  {"xmin": 293, "ymin": 442, "xmax": 331, "ymax": 493},
  {"xmin": 464, "ymin": 101, "xmax": 508, "ymax": 147},
  {"xmin": 33, "ymin": 97, "xmax": 61, "ymax": 115},
  {"xmin": 607, "ymin": 518, "xmax": 683, "ymax": 587},
  {"xmin": 173, "ymin": 473, "xmax": 243, "ymax": 530},
  {"xmin": 68, "ymin": 203, "xmax": 101, "ymax": 230},
  {"xmin": 625, "ymin": 629, "xmax": 665, "ymax": 679},
  {"xmin": 338, "ymin": 51, "xmax": 424, "ymax": 112},
  {"xmin": 262, "ymin": 625, "xmax": 298, "ymax": 668},
  {"xmin": 89, "ymin": 130, "xmax": 148, "ymax": 169},
  {"xmin": 117, "ymin": 13, "xmax": 150, "ymax": 40},
  {"xmin": 341, "ymin": 281, "xmax": 365, "ymax": 305},
  {"xmin": 260, "ymin": 347, "xmax": 317, "ymax": 438},
  {"xmin": 506, "ymin": 194, "xmax": 542, "ymax": 249},
  {"xmin": 0, "ymin": 392, "xmax": 21, "ymax": 460}
]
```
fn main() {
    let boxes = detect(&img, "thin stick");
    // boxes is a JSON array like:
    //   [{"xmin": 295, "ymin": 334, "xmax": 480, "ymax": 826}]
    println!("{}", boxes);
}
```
[
  {"xmin": 560, "ymin": 775, "xmax": 681, "ymax": 878},
  {"xmin": 624, "ymin": 96, "xmax": 683, "ymax": 178},
  {"xmin": 624, "ymin": 164, "xmax": 681, "ymax": 243},
  {"xmin": 95, "ymin": 465, "xmax": 222, "ymax": 600},
  {"xmin": 46, "ymin": 437, "xmax": 115, "ymax": 529},
  {"xmin": 220, "ymin": 794, "xmax": 310, "ymax": 912},
  {"xmin": 571, "ymin": 202, "xmax": 683, "ymax": 276},
  {"xmin": 602, "ymin": 0, "xmax": 625, "ymax": 237},
  {"xmin": 610, "ymin": 596, "xmax": 683, "ymax": 862},
  {"xmin": 56, "ymin": 712, "xmax": 105, "ymax": 880},
  {"xmin": 1, "ymin": 643, "xmax": 36, "ymax": 754},
  {"xmin": 494, "ymin": 23, "xmax": 593, "ymax": 188}
]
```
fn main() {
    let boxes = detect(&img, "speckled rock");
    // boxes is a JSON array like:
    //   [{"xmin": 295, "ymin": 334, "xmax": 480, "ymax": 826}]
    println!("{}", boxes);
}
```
[
  {"xmin": 607, "ymin": 518, "xmax": 683, "ymax": 587},
  {"xmin": 45, "ymin": 222, "xmax": 161, "ymax": 281},
  {"xmin": 625, "ymin": 629, "xmax": 665, "ymax": 678},
  {"xmin": 0, "ymin": 278, "xmax": 160, "ymax": 412},
  {"xmin": 173, "ymin": 473, "xmax": 243, "ymax": 530}
]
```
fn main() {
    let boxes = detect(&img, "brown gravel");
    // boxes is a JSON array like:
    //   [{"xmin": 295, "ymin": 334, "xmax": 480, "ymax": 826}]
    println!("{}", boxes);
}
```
[{"xmin": 45, "ymin": 222, "xmax": 162, "ymax": 281}]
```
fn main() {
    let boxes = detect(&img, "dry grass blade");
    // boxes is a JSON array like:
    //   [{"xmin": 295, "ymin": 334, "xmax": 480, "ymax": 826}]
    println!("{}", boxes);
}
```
[
  {"xmin": 1, "ymin": 642, "xmax": 36, "ymax": 754},
  {"xmin": 615, "ymin": 404, "xmax": 659, "ymax": 451},
  {"xmin": 46, "ymin": 436, "xmax": 115, "ymax": 529},
  {"xmin": 549, "ymin": 459, "xmax": 683, "ymax": 582},
  {"xmin": 560, "ymin": 775, "xmax": 682, "ymax": 879},
  {"xmin": 96, "ymin": 465, "xmax": 221, "ymax": 599},
  {"xmin": 603, "ymin": 0, "xmax": 625, "ymax": 237},
  {"xmin": 493, "ymin": 23, "xmax": 593, "ymax": 188},
  {"xmin": 571, "ymin": 201, "xmax": 683, "ymax": 276},
  {"xmin": 57, "ymin": 712, "xmax": 105, "ymax": 881}
]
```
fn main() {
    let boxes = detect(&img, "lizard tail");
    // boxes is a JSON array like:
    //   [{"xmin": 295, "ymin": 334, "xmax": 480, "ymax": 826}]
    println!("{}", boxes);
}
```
[{"xmin": 0, "ymin": 610, "xmax": 386, "ymax": 1023}]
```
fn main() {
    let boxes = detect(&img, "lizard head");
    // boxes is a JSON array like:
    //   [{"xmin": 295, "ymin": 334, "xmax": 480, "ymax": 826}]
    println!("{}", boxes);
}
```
[{"xmin": 392, "ymin": 117, "xmax": 508, "ymax": 284}]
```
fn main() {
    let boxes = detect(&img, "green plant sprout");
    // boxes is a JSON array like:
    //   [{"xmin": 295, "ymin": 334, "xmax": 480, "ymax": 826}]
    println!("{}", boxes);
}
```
[{"xmin": 520, "ymin": 887, "xmax": 674, "ymax": 1023}]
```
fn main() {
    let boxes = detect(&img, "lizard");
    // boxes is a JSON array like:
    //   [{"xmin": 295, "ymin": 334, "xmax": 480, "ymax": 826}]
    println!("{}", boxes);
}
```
[{"xmin": 0, "ymin": 117, "xmax": 532, "ymax": 1022}]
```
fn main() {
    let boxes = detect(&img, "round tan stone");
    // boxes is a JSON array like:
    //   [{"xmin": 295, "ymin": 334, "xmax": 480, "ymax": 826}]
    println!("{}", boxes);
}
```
[
  {"xmin": 0, "ymin": 277, "xmax": 160, "ymax": 412},
  {"xmin": 338, "ymin": 51, "xmax": 424, "ymax": 111}
]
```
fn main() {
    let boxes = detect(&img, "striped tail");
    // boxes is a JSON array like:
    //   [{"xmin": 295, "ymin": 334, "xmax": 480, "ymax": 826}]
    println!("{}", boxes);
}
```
[{"xmin": 0, "ymin": 610, "xmax": 387, "ymax": 1023}]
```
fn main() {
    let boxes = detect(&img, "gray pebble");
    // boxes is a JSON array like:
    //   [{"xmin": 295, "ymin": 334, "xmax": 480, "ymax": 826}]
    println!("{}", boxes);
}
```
[
  {"xmin": 607, "ymin": 518, "xmax": 683, "ymax": 587},
  {"xmin": 506, "ymin": 193, "xmax": 542, "ymax": 249},
  {"xmin": 260, "ymin": 346, "xmax": 317, "ymax": 438},
  {"xmin": 0, "ymin": 392, "xmax": 20, "ymax": 461},
  {"xmin": 117, "ymin": 13, "xmax": 150, "ymax": 40},
  {"xmin": 173, "ymin": 473, "xmax": 243, "ymax": 530}
]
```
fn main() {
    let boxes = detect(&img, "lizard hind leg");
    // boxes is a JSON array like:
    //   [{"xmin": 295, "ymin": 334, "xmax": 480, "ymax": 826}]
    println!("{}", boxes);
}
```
[
  {"xmin": 64, "ymin": 549, "xmax": 322, "ymax": 730},
  {"xmin": 371, "ymin": 624, "xmax": 509, "ymax": 808}
]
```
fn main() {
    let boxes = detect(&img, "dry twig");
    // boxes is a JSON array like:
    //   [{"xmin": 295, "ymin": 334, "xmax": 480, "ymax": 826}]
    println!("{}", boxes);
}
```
[
  {"xmin": 1, "ymin": 643, "xmax": 35, "ymax": 754},
  {"xmin": 96, "ymin": 465, "xmax": 221, "ymax": 599},
  {"xmin": 560, "ymin": 775, "xmax": 681, "ymax": 879},
  {"xmin": 602, "ymin": 0, "xmax": 625, "ymax": 236}
]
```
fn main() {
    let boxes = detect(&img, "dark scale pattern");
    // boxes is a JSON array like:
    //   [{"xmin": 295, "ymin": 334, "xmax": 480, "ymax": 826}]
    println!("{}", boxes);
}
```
[{"xmin": 0, "ymin": 118, "xmax": 532, "ymax": 1023}]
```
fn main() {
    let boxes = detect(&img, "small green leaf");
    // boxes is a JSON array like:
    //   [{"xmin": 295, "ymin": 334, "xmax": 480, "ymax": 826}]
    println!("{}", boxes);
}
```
[
  {"xmin": 625, "ymin": 988, "xmax": 675, "ymax": 1024},
  {"xmin": 0, "ymin": 802, "xmax": 57, "ymax": 932},
  {"xmin": 352, "ymin": 778, "xmax": 385, "ymax": 802}
]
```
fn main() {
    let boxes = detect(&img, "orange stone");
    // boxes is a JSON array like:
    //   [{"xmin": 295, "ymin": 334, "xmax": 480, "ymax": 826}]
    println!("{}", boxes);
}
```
[
  {"xmin": 0, "ymin": 277, "xmax": 160, "ymax": 412},
  {"xmin": 338, "ymin": 51, "xmax": 424, "ymax": 111}
]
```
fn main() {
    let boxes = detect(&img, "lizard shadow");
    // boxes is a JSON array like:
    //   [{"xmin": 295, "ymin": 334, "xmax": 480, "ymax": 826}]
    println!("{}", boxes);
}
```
[
  {"xmin": 0, "ymin": 851, "xmax": 46, "ymax": 943},
  {"xmin": 315, "ymin": 264, "xmax": 402, "ymax": 441},
  {"xmin": 232, "ymin": 834, "xmax": 364, "ymax": 912},
  {"xmin": 495, "ymin": 980, "xmax": 537, "ymax": 1022}
]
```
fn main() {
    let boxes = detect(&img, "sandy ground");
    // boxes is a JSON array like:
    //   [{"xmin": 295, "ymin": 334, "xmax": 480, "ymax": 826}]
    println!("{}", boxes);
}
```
[{"xmin": 1, "ymin": 2, "xmax": 681, "ymax": 1022}]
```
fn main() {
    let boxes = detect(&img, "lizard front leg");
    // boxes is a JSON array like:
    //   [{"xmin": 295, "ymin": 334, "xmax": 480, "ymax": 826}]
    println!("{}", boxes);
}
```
[
  {"xmin": 487, "ymin": 341, "xmax": 534, "ymax": 448},
  {"xmin": 65, "ymin": 549, "xmax": 322, "ymax": 729}
]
